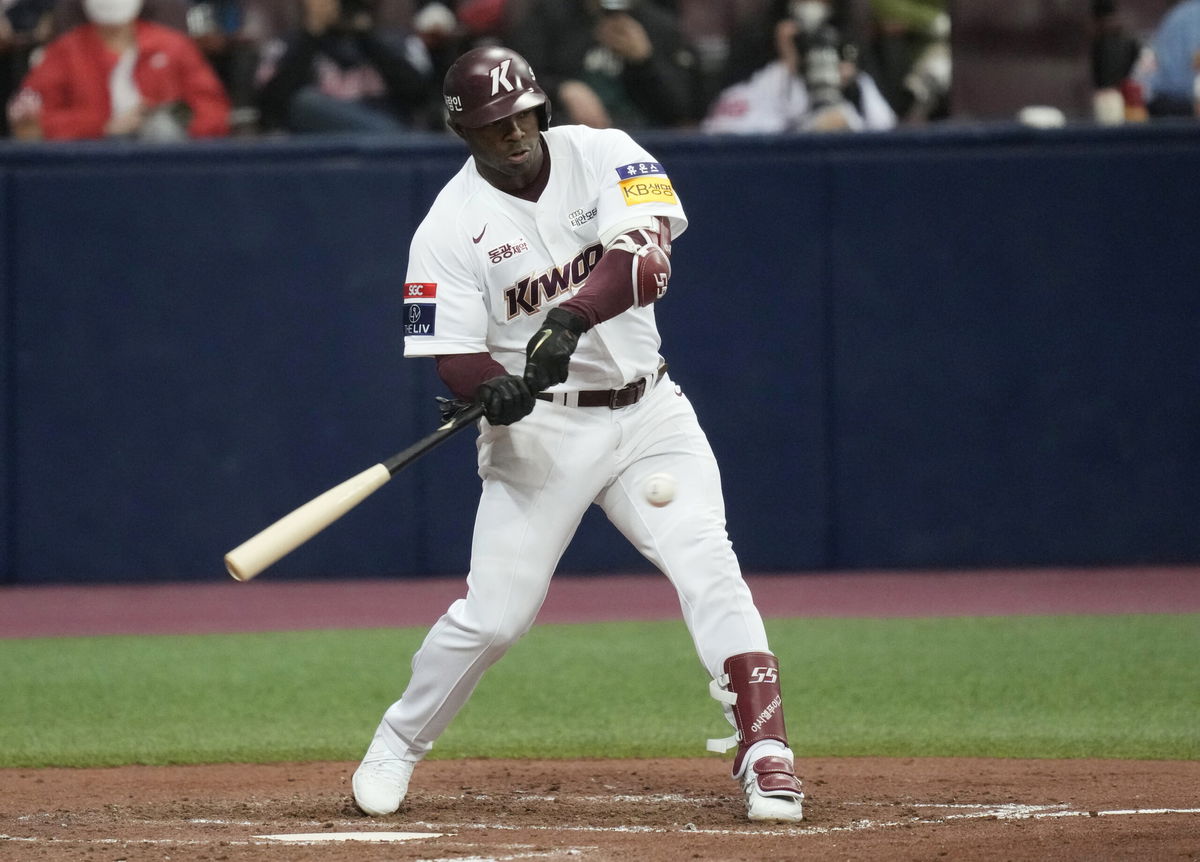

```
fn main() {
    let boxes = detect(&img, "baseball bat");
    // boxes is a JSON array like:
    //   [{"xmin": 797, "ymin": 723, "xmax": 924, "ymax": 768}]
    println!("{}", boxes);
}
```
[{"xmin": 224, "ymin": 403, "xmax": 485, "ymax": 582}]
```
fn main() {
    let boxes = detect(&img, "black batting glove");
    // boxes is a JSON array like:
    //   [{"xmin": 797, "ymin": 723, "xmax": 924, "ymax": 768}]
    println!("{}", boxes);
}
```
[
  {"xmin": 523, "ymin": 307, "xmax": 588, "ymax": 394},
  {"xmin": 475, "ymin": 374, "xmax": 535, "ymax": 426}
]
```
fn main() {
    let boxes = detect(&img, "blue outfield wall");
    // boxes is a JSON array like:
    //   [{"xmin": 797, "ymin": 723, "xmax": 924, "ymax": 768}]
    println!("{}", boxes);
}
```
[{"xmin": 1, "ymin": 123, "xmax": 1198, "ymax": 584}]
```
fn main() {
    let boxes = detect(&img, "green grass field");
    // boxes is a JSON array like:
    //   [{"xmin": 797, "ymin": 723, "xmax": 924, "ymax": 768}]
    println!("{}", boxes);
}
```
[{"xmin": 2, "ymin": 615, "xmax": 1197, "ymax": 768}]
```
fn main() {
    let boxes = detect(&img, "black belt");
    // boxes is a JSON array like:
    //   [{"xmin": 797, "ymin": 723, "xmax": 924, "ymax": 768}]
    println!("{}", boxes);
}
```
[{"xmin": 536, "ymin": 363, "xmax": 667, "ymax": 409}]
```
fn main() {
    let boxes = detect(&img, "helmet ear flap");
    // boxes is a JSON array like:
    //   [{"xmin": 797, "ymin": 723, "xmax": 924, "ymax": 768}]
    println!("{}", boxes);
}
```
[{"xmin": 537, "ymin": 103, "xmax": 551, "ymax": 131}]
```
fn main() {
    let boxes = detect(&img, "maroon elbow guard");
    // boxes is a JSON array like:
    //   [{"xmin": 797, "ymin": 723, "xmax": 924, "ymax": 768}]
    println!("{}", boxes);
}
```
[{"xmin": 633, "ymin": 242, "xmax": 671, "ymax": 307}]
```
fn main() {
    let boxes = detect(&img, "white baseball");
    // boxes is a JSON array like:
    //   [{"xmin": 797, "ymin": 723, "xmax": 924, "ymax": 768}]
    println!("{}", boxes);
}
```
[{"xmin": 643, "ymin": 472, "xmax": 676, "ymax": 507}]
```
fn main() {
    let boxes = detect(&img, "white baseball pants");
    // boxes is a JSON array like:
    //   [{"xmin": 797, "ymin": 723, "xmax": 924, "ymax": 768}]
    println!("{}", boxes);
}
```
[{"xmin": 376, "ymin": 373, "xmax": 772, "ymax": 761}]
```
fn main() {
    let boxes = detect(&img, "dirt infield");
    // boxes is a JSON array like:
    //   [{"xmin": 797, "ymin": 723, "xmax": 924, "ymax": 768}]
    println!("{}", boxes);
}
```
[{"xmin": 3, "ymin": 757, "xmax": 1198, "ymax": 860}]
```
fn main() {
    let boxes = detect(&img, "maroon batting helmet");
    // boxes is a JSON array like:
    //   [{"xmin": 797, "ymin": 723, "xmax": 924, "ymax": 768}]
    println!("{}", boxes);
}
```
[{"xmin": 443, "ymin": 46, "xmax": 550, "ymax": 130}]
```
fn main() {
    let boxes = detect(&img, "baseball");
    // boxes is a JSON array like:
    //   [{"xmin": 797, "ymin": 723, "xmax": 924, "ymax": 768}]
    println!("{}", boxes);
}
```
[{"xmin": 643, "ymin": 472, "xmax": 677, "ymax": 507}]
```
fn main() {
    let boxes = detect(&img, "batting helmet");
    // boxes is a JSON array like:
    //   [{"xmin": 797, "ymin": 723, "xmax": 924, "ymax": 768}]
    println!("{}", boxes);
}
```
[{"xmin": 443, "ymin": 46, "xmax": 551, "ymax": 130}]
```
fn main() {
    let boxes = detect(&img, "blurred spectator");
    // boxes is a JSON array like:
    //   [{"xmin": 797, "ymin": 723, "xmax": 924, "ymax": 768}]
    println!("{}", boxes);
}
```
[
  {"xmin": 48, "ymin": 0, "xmax": 261, "ymax": 130},
  {"xmin": 52, "ymin": 0, "xmax": 190, "ymax": 31},
  {"xmin": 1133, "ymin": 0, "xmax": 1200, "ymax": 116},
  {"xmin": 703, "ymin": 0, "xmax": 895, "ymax": 133},
  {"xmin": 864, "ymin": 0, "xmax": 949, "ymax": 122},
  {"xmin": 1, "ymin": 0, "xmax": 56, "ymax": 135},
  {"xmin": 254, "ymin": 0, "xmax": 438, "ymax": 133},
  {"xmin": 410, "ymin": 0, "xmax": 516, "ymax": 100},
  {"xmin": 674, "ymin": 0, "xmax": 770, "ymax": 124},
  {"xmin": 183, "ymin": 0, "xmax": 263, "ymax": 132},
  {"xmin": 6, "ymin": 0, "xmax": 230, "ymax": 139},
  {"xmin": 412, "ymin": 0, "xmax": 512, "ymax": 50},
  {"xmin": 721, "ymin": 0, "xmax": 859, "ymax": 89},
  {"xmin": 503, "ymin": 0, "xmax": 701, "ymax": 129},
  {"xmin": 1092, "ymin": 0, "xmax": 1149, "ymax": 123},
  {"xmin": 3, "ymin": 0, "xmax": 56, "ymax": 48},
  {"xmin": 3, "ymin": 0, "xmax": 55, "ymax": 36}
]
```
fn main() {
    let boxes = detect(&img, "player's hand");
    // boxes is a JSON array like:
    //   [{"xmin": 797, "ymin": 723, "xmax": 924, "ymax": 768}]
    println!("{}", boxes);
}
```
[
  {"xmin": 475, "ymin": 374, "xmax": 535, "ymax": 426},
  {"xmin": 523, "ymin": 307, "xmax": 588, "ymax": 393}
]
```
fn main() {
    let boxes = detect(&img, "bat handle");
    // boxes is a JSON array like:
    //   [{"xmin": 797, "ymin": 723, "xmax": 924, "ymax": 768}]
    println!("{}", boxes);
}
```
[{"xmin": 382, "ymin": 402, "xmax": 485, "ymax": 475}]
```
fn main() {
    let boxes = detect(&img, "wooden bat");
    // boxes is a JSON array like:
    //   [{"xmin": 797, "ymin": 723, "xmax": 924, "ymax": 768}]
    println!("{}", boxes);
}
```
[{"xmin": 225, "ymin": 403, "xmax": 485, "ymax": 582}]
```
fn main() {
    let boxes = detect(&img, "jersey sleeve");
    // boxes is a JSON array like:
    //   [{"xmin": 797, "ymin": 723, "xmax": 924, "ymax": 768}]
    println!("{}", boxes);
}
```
[
  {"xmin": 402, "ymin": 216, "xmax": 490, "ymax": 357},
  {"xmin": 590, "ymin": 128, "xmax": 688, "ymax": 248}
]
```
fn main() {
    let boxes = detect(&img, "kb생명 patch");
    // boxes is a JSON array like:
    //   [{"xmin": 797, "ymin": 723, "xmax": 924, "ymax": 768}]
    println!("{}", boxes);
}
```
[{"xmin": 615, "ymin": 162, "xmax": 677, "ymax": 206}]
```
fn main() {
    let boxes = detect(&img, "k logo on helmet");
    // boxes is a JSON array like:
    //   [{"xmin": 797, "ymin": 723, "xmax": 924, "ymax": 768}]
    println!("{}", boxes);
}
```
[{"xmin": 489, "ymin": 60, "xmax": 520, "ymax": 96}]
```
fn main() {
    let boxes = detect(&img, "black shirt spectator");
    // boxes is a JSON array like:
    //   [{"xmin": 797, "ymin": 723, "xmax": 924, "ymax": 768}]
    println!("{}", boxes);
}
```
[{"xmin": 504, "ymin": 0, "xmax": 700, "ymax": 129}]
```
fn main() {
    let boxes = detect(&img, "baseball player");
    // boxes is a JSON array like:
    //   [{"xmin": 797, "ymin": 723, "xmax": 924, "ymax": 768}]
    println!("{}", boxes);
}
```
[{"xmin": 352, "ymin": 45, "xmax": 804, "ymax": 823}]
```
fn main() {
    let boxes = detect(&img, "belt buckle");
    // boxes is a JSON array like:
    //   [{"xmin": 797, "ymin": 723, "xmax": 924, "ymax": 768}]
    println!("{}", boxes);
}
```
[{"xmin": 612, "ymin": 378, "xmax": 646, "ymax": 409}]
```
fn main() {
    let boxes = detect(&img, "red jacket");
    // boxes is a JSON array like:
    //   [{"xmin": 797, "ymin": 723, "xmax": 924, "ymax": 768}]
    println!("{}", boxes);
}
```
[{"xmin": 13, "ymin": 21, "xmax": 230, "ymax": 139}]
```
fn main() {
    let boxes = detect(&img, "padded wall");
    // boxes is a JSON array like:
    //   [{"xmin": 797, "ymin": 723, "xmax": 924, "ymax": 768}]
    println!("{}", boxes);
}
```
[{"xmin": 1, "ymin": 125, "xmax": 1197, "ymax": 583}]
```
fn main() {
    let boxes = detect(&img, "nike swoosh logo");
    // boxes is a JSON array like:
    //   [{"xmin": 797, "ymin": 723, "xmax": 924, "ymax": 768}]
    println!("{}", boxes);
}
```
[
  {"xmin": 529, "ymin": 328, "xmax": 553, "ymax": 357},
  {"xmin": 472, "ymin": 225, "xmax": 487, "ymax": 244}
]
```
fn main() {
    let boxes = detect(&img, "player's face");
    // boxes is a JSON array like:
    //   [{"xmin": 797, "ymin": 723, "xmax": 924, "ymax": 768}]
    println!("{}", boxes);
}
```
[{"xmin": 456, "ymin": 109, "xmax": 545, "ymax": 192}]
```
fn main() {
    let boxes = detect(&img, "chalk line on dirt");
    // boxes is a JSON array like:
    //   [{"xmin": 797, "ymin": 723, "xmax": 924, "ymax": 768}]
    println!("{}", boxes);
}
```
[{"xmin": 3, "ymin": 803, "xmax": 1196, "ymax": 852}]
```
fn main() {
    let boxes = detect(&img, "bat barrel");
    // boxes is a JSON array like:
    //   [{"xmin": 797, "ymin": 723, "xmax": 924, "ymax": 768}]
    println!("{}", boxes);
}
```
[
  {"xmin": 225, "ymin": 402, "xmax": 483, "ymax": 582},
  {"xmin": 224, "ymin": 463, "xmax": 392, "ymax": 581}
]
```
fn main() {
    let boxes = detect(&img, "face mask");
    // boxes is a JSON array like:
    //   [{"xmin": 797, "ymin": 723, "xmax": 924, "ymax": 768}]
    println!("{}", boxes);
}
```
[
  {"xmin": 789, "ymin": 0, "xmax": 829, "ymax": 33},
  {"xmin": 83, "ymin": 0, "xmax": 144, "ymax": 26}
]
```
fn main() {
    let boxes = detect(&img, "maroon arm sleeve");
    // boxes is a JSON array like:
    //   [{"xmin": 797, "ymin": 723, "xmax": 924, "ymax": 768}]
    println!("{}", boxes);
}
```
[
  {"xmin": 558, "ymin": 246, "xmax": 636, "ymax": 329},
  {"xmin": 436, "ymin": 353, "xmax": 508, "ymax": 401}
]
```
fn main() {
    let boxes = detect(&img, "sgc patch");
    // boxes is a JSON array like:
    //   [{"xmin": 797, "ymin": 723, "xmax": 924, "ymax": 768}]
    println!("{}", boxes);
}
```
[{"xmin": 404, "ymin": 282, "xmax": 437, "ymax": 336}]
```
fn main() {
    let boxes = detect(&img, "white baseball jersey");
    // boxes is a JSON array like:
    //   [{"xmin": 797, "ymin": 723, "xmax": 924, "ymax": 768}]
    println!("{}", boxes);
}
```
[
  {"xmin": 401, "ymin": 125, "xmax": 688, "ymax": 391},
  {"xmin": 368, "ymin": 121, "xmax": 778, "ymax": 777}
]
